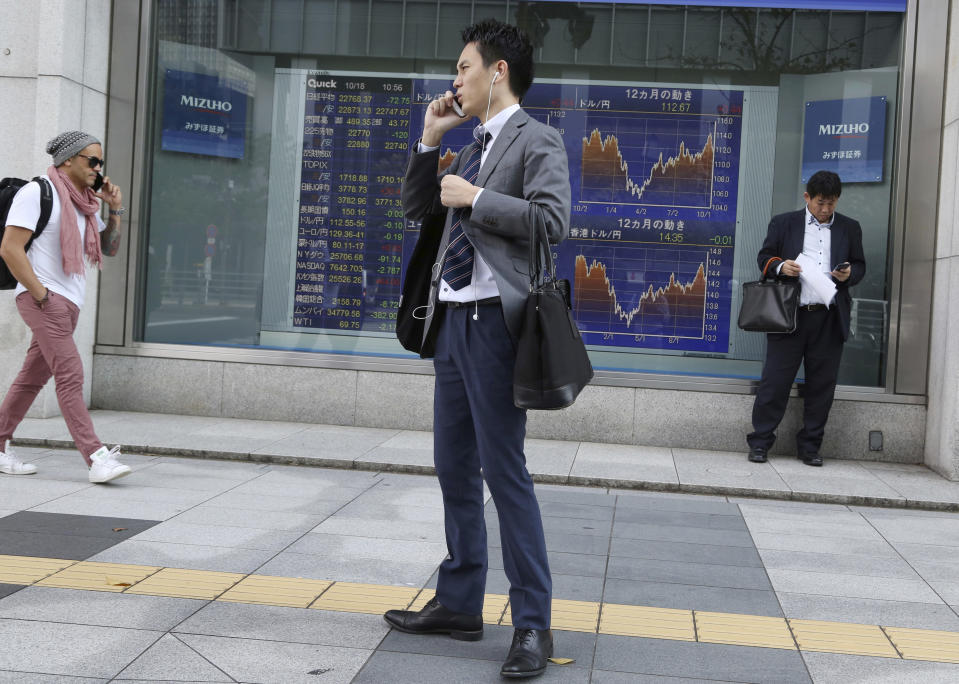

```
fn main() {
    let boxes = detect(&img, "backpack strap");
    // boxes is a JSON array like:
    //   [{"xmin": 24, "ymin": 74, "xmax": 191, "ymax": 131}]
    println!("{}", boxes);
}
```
[{"xmin": 32, "ymin": 176, "xmax": 53, "ymax": 237}]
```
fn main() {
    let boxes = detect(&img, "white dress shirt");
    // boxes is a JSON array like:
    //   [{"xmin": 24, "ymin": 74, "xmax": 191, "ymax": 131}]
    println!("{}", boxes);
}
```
[
  {"xmin": 798, "ymin": 208, "xmax": 834, "ymax": 306},
  {"xmin": 418, "ymin": 103, "xmax": 521, "ymax": 303}
]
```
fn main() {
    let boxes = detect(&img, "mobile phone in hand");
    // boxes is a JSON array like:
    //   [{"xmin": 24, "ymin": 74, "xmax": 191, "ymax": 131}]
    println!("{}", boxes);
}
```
[
  {"xmin": 451, "ymin": 98, "xmax": 466, "ymax": 118},
  {"xmin": 834, "ymin": 261, "xmax": 850, "ymax": 271},
  {"xmin": 92, "ymin": 172, "xmax": 104, "ymax": 192}
]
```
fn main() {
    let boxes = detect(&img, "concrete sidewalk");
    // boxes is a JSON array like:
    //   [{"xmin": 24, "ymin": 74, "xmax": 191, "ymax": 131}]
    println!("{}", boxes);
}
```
[{"xmin": 11, "ymin": 409, "xmax": 959, "ymax": 510}]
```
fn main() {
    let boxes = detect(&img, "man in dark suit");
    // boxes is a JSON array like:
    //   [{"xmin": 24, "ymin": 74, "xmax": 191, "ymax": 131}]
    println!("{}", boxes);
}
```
[
  {"xmin": 383, "ymin": 19, "xmax": 570, "ymax": 679},
  {"xmin": 747, "ymin": 171, "xmax": 866, "ymax": 467}
]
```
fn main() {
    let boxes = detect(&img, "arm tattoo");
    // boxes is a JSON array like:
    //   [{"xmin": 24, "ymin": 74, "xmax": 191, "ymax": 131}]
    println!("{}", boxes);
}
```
[{"xmin": 101, "ymin": 218, "xmax": 122, "ymax": 257}]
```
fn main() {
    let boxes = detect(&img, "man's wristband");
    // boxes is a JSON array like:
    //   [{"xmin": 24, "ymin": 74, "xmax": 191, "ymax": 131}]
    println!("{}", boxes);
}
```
[
  {"xmin": 109, "ymin": 207, "xmax": 125, "ymax": 216},
  {"xmin": 35, "ymin": 288, "xmax": 49, "ymax": 305}
]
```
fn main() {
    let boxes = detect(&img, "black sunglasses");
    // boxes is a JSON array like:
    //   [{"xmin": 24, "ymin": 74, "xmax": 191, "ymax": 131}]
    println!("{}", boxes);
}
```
[{"xmin": 77, "ymin": 154, "xmax": 105, "ymax": 169}]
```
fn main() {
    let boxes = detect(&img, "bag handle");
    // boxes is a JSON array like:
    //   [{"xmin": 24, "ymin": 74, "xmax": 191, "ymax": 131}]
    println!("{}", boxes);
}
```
[
  {"xmin": 527, "ymin": 204, "xmax": 556, "ymax": 290},
  {"xmin": 761, "ymin": 257, "xmax": 783, "ymax": 281}
]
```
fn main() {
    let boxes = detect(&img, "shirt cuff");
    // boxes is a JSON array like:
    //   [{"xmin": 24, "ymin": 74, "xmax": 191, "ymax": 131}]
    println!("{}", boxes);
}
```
[
  {"xmin": 418, "ymin": 142, "xmax": 440, "ymax": 153},
  {"xmin": 471, "ymin": 188, "xmax": 484, "ymax": 208}
]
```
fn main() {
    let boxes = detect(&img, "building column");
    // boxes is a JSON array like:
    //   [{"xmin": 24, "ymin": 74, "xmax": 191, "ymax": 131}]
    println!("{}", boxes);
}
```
[
  {"xmin": 925, "ymin": 1, "xmax": 959, "ymax": 480},
  {"xmin": 0, "ymin": 0, "xmax": 112, "ymax": 418}
]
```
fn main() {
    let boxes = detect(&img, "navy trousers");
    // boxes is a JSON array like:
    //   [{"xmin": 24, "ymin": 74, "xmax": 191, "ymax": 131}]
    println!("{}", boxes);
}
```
[
  {"xmin": 432, "ymin": 302, "xmax": 552, "ymax": 630},
  {"xmin": 748, "ymin": 307, "xmax": 844, "ymax": 455}
]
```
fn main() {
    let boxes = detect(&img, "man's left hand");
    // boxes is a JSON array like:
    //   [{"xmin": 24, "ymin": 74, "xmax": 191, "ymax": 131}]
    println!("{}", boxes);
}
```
[
  {"xmin": 831, "ymin": 265, "xmax": 851, "ymax": 282},
  {"xmin": 96, "ymin": 176, "xmax": 123, "ymax": 212},
  {"xmin": 440, "ymin": 175, "xmax": 479, "ymax": 209}
]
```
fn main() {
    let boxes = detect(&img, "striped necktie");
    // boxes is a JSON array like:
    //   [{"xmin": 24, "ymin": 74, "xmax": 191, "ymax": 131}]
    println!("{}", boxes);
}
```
[{"xmin": 441, "ymin": 136, "xmax": 489, "ymax": 290}]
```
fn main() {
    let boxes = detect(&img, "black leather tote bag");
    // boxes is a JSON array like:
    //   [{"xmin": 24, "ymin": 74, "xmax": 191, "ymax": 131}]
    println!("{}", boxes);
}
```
[
  {"xmin": 737, "ymin": 257, "xmax": 800, "ymax": 334},
  {"xmin": 513, "ymin": 208, "xmax": 594, "ymax": 410},
  {"xmin": 396, "ymin": 213, "xmax": 445, "ymax": 356}
]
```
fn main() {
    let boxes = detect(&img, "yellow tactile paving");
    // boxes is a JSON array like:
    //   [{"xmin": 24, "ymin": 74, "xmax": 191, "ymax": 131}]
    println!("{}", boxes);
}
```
[
  {"xmin": 310, "ymin": 581, "xmax": 419, "ymax": 614},
  {"xmin": 125, "ymin": 567, "xmax": 244, "ymax": 600},
  {"xmin": 36, "ymin": 561, "xmax": 160, "ymax": 593},
  {"xmin": 0, "ymin": 554, "xmax": 75, "ymax": 584},
  {"xmin": 217, "ymin": 574, "xmax": 332, "ymax": 608},
  {"xmin": 599, "ymin": 603, "xmax": 696, "ymax": 641},
  {"xmin": 552, "ymin": 598, "xmax": 601, "ymax": 633},
  {"xmin": 9, "ymin": 553, "xmax": 959, "ymax": 664},
  {"xmin": 789, "ymin": 618, "xmax": 900, "ymax": 658},
  {"xmin": 695, "ymin": 611, "xmax": 796, "ymax": 650},
  {"xmin": 885, "ymin": 626, "xmax": 959, "ymax": 663}
]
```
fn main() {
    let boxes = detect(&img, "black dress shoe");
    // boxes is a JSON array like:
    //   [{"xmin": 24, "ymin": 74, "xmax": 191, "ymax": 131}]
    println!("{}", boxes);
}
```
[
  {"xmin": 383, "ymin": 596, "xmax": 483, "ymax": 641},
  {"xmin": 800, "ymin": 453, "xmax": 823, "ymax": 466},
  {"xmin": 501, "ymin": 628, "xmax": 553, "ymax": 679},
  {"xmin": 747, "ymin": 447, "xmax": 768, "ymax": 463}
]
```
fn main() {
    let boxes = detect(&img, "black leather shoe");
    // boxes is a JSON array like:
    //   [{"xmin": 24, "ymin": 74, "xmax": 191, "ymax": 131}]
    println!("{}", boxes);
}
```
[
  {"xmin": 800, "ymin": 453, "xmax": 823, "ymax": 466},
  {"xmin": 500, "ymin": 628, "xmax": 553, "ymax": 679},
  {"xmin": 747, "ymin": 447, "xmax": 768, "ymax": 463},
  {"xmin": 383, "ymin": 596, "xmax": 483, "ymax": 641}
]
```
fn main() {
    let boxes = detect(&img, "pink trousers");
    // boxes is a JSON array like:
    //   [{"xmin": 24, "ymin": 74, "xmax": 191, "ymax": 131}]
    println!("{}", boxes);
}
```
[{"xmin": 0, "ymin": 292, "xmax": 102, "ymax": 465}]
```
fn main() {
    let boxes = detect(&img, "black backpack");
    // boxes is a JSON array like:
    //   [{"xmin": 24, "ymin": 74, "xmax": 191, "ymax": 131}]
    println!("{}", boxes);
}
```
[{"xmin": 0, "ymin": 176, "xmax": 54, "ymax": 289}]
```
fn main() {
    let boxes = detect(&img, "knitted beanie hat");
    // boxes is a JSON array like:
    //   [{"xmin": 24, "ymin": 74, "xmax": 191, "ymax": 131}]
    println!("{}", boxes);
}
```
[{"xmin": 46, "ymin": 131, "xmax": 101, "ymax": 166}]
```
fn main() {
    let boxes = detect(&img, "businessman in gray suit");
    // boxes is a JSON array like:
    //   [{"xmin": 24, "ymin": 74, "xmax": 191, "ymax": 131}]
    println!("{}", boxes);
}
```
[{"xmin": 383, "ymin": 18, "xmax": 570, "ymax": 679}]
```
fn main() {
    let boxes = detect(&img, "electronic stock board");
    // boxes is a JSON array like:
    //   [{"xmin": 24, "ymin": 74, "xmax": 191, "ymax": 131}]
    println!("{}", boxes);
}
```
[{"xmin": 293, "ymin": 73, "xmax": 743, "ymax": 354}]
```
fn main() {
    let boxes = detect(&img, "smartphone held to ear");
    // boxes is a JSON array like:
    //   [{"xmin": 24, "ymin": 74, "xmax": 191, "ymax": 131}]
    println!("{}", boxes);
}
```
[{"xmin": 93, "ymin": 172, "xmax": 104, "ymax": 192}]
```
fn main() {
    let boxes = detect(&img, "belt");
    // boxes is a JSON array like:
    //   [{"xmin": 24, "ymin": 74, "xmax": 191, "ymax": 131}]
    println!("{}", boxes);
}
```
[
  {"xmin": 799, "ymin": 303, "xmax": 828, "ymax": 311},
  {"xmin": 443, "ymin": 296, "xmax": 501, "ymax": 309}
]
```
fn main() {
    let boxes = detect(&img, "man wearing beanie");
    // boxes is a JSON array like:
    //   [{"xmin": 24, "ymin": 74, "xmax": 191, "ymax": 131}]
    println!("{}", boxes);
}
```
[{"xmin": 0, "ymin": 131, "xmax": 131, "ymax": 483}]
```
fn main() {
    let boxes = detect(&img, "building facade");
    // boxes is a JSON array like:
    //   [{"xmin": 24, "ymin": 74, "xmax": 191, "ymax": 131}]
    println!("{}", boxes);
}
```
[{"xmin": 2, "ymin": 0, "xmax": 957, "ymax": 477}]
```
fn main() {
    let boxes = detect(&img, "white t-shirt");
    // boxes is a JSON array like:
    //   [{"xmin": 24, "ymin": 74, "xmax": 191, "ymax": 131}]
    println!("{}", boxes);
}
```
[{"xmin": 6, "ymin": 176, "xmax": 105, "ymax": 309}]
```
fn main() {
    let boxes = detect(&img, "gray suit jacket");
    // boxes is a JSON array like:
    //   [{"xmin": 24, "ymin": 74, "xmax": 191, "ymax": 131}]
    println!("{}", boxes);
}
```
[{"xmin": 401, "ymin": 108, "xmax": 571, "ymax": 349}]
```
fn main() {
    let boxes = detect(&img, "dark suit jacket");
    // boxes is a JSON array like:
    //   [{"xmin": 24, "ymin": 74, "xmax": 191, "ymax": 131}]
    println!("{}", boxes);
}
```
[
  {"xmin": 401, "ymin": 108, "xmax": 571, "ymax": 351},
  {"xmin": 757, "ymin": 209, "xmax": 866, "ymax": 341}
]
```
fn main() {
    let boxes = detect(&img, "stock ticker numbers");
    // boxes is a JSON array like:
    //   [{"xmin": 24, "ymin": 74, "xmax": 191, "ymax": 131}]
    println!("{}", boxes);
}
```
[
  {"xmin": 294, "ymin": 76, "xmax": 411, "ymax": 332},
  {"xmin": 293, "ymin": 74, "xmax": 743, "ymax": 354}
]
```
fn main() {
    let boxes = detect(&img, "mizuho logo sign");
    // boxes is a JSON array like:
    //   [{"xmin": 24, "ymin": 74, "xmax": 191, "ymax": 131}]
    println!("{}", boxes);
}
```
[
  {"xmin": 819, "ymin": 122, "xmax": 869, "ymax": 135},
  {"xmin": 180, "ymin": 95, "xmax": 233, "ymax": 112}
]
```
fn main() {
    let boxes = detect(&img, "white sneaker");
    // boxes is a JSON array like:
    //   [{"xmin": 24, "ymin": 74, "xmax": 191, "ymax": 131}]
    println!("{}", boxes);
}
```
[
  {"xmin": 88, "ymin": 445, "xmax": 131, "ymax": 484},
  {"xmin": 0, "ymin": 440, "xmax": 38, "ymax": 475}
]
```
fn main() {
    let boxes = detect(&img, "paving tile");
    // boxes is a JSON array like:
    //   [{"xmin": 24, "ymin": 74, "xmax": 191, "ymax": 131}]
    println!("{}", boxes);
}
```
[
  {"xmin": 903, "ymin": 558, "xmax": 959, "ymax": 582},
  {"xmin": 353, "ymin": 651, "xmax": 590, "ymax": 683},
  {"xmin": 0, "ymin": 511, "xmax": 158, "ymax": 539},
  {"xmin": 605, "ymin": 556, "xmax": 772, "ymax": 591},
  {"xmin": 750, "ymin": 532, "xmax": 900, "ymax": 558},
  {"xmin": 378, "ymin": 623, "xmax": 596, "ymax": 666},
  {"xmin": 0, "ymin": 586, "xmax": 203, "ymax": 630},
  {"xmin": 256, "ymin": 549, "xmax": 440, "ymax": 587},
  {"xmin": 590, "ymin": 671, "xmax": 719, "ymax": 684},
  {"xmin": 489, "ymin": 550, "xmax": 608, "ymax": 578},
  {"xmin": 869, "ymin": 516, "xmax": 959, "ymax": 547},
  {"xmin": 312, "ymin": 516, "xmax": 447, "ymax": 543},
  {"xmin": 0, "ymin": 619, "xmax": 161, "ymax": 679},
  {"xmin": 613, "ymin": 507, "xmax": 748, "ymax": 530},
  {"xmin": 570, "ymin": 443, "xmax": 678, "ymax": 485},
  {"xmin": 114, "ymin": 633, "xmax": 232, "ymax": 682},
  {"xmin": 0, "ymin": 478, "xmax": 95, "ymax": 509},
  {"xmin": 168, "ymin": 505, "xmax": 328, "ymax": 532},
  {"xmin": 777, "ymin": 593, "xmax": 959, "ymax": 631},
  {"xmin": 251, "ymin": 424, "xmax": 399, "ymax": 462},
  {"xmin": 801, "ymin": 651, "xmax": 959, "ymax": 683},
  {"xmin": 88, "ymin": 540, "xmax": 275, "ymax": 574},
  {"xmin": 766, "ymin": 569, "xmax": 943, "ymax": 603},
  {"xmin": 484, "ymin": 569, "xmax": 605, "ymax": 603},
  {"xmin": 537, "ymin": 531, "xmax": 612, "ymax": 555},
  {"xmin": 129, "ymin": 520, "xmax": 301, "ymax": 552},
  {"xmin": 0, "ymin": 673, "xmax": 107, "ymax": 683},
  {"xmin": 730, "ymin": 498, "xmax": 851, "ymax": 513},
  {"xmin": 757, "ymin": 549, "xmax": 919, "ymax": 579},
  {"xmin": 865, "ymin": 467, "xmax": 959, "ymax": 505},
  {"xmin": 286, "ymin": 532, "xmax": 447, "ymax": 565},
  {"xmin": 768, "ymin": 460, "xmax": 904, "ymax": 502},
  {"xmin": 175, "ymin": 632, "xmax": 372, "ymax": 684},
  {"xmin": 614, "ymin": 491, "xmax": 738, "ymax": 515},
  {"xmin": 524, "ymin": 438, "xmax": 579, "ymax": 479},
  {"xmin": 895, "ymin": 542, "xmax": 959, "ymax": 566},
  {"xmin": 488, "ymin": 514, "xmax": 612, "ymax": 538},
  {"xmin": 202, "ymin": 490, "xmax": 355, "ymax": 515},
  {"xmin": 535, "ymin": 485, "xmax": 617, "ymax": 507},
  {"xmin": 0, "ymin": 585, "xmax": 24, "ymax": 600},
  {"xmin": 154, "ymin": 420, "xmax": 311, "ymax": 456},
  {"xmin": 744, "ymin": 516, "xmax": 885, "ymax": 540},
  {"xmin": 609, "ymin": 537, "xmax": 764, "ymax": 568},
  {"xmin": 175, "ymin": 602, "xmax": 389, "ymax": 648},
  {"xmin": 672, "ymin": 448, "xmax": 791, "ymax": 493},
  {"xmin": 28, "ymin": 496, "xmax": 190, "ymax": 520},
  {"xmin": 40, "ymin": 484, "xmax": 220, "ymax": 507},
  {"xmin": 0, "ymin": 530, "xmax": 131, "ymax": 561},
  {"xmin": 611, "ymin": 522, "xmax": 756, "ymax": 548},
  {"xmin": 593, "ymin": 635, "xmax": 811, "ymax": 682},
  {"xmin": 602, "ymin": 578, "xmax": 784, "ymax": 617},
  {"xmin": 925, "ymin": 579, "xmax": 959, "ymax": 605},
  {"xmin": 538, "ymin": 500, "xmax": 616, "ymax": 521}
]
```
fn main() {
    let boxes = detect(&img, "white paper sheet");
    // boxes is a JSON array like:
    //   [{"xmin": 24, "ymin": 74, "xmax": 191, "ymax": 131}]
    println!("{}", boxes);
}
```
[{"xmin": 794, "ymin": 253, "xmax": 837, "ymax": 306}]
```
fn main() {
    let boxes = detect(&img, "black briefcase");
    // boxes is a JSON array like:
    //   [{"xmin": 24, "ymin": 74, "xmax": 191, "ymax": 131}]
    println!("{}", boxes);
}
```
[
  {"xmin": 737, "ymin": 257, "xmax": 800, "ymax": 334},
  {"xmin": 396, "ymin": 213, "xmax": 445, "ymax": 356},
  {"xmin": 513, "ymin": 210, "xmax": 594, "ymax": 410}
]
